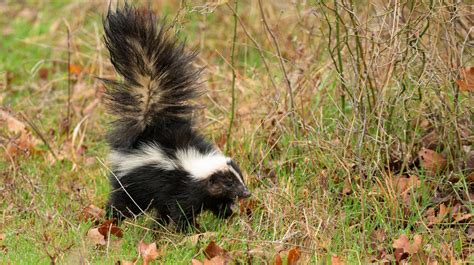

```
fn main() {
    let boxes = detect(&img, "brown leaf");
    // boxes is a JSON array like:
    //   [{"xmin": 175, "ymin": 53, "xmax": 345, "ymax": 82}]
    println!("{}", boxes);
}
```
[
  {"xmin": 427, "ymin": 204, "xmax": 450, "ymax": 226},
  {"xmin": 98, "ymin": 220, "xmax": 123, "ymax": 238},
  {"xmin": 273, "ymin": 252, "xmax": 283, "ymax": 265},
  {"xmin": 287, "ymin": 247, "xmax": 301, "ymax": 265},
  {"xmin": 389, "ymin": 175, "xmax": 420, "ymax": 204},
  {"xmin": 80, "ymin": 204, "xmax": 105, "ymax": 223},
  {"xmin": 38, "ymin": 68, "xmax": 49, "ymax": 80},
  {"xmin": 370, "ymin": 229, "xmax": 386, "ymax": 250},
  {"xmin": 203, "ymin": 255, "xmax": 228, "ymax": 265},
  {"xmin": 138, "ymin": 241, "xmax": 160, "ymax": 265},
  {"xmin": 393, "ymin": 248, "xmax": 408, "ymax": 263},
  {"xmin": 418, "ymin": 148, "xmax": 446, "ymax": 174},
  {"xmin": 204, "ymin": 241, "xmax": 226, "ymax": 259},
  {"xmin": 392, "ymin": 234, "xmax": 422, "ymax": 255},
  {"xmin": 87, "ymin": 228, "xmax": 106, "ymax": 246},
  {"xmin": 456, "ymin": 67, "xmax": 474, "ymax": 92},
  {"xmin": 410, "ymin": 252, "xmax": 438, "ymax": 265},
  {"xmin": 119, "ymin": 258, "xmax": 137, "ymax": 265},
  {"xmin": 421, "ymin": 130, "xmax": 442, "ymax": 150},
  {"xmin": 453, "ymin": 213, "xmax": 472, "ymax": 223},
  {"xmin": 5, "ymin": 71, "xmax": 14, "ymax": 89},
  {"xmin": 342, "ymin": 178, "xmax": 352, "ymax": 195},
  {"xmin": 5, "ymin": 132, "xmax": 38, "ymax": 159},
  {"xmin": 0, "ymin": 234, "xmax": 5, "ymax": 241},
  {"xmin": 0, "ymin": 109, "xmax": 27, "ymax": 134},
  {"xmin": 331, "ymin": 255, "xmax": 345, "ymax": 265},
  {"xmin": 69, "ymin": 64, "xmax": 83, "ymax": 75},
  {"xmin": 191, "ymin": 259, "xmax": 204, "ymax": 265}
]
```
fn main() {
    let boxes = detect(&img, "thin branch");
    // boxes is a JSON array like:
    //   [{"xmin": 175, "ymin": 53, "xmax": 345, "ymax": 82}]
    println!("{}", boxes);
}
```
[
  {"xmin": 226, "ymin": 2, "xmax": 278, "ymax": 91},
  {"xmin": 20, "ymin": 112, "xmax": 58, "ymax": 160},
  {"xmin": 66, "ymin": 22, "xmax": 72, "ymax": 138},
  {"xmin": 226, "ymin": 0, "xmax": 239, "ymax": 153},
  {"xmin": 257, "ymin": 0, "xmax": 297, "ymax": 136}
]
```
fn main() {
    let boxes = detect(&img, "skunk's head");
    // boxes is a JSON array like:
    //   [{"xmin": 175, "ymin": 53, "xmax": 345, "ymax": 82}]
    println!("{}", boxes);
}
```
[
  {"xmin": 176, "ymin": 148, "xmax": 250, "ymax": 200},
  {"xmin": 206, "ymin": 158, "xmax": 251, "ymax": 199}
]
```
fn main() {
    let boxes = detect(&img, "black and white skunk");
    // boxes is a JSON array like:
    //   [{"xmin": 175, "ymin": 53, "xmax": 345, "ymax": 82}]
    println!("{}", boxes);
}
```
[{"xmin": 102, "ymin": 5, "xmax": 250, "ymax": 231}]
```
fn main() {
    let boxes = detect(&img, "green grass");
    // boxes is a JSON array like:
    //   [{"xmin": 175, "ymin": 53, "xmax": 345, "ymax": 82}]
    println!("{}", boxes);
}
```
[{"xmin": 1, "ymin": 0, "xmax": 473, "ymax": 264}]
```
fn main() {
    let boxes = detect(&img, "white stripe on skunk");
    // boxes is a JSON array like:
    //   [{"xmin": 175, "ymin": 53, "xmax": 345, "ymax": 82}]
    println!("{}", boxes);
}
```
[
  {"xmin": 175, "ymin": 148, "xmax": 228, "ymax": 180},
  {"xmin": 109, "ymin": 144, "xmax": 232, "ymax": 181},
  {"xmin": 108, "ymin": 143, "xmax": 176, "ymax": 176}
]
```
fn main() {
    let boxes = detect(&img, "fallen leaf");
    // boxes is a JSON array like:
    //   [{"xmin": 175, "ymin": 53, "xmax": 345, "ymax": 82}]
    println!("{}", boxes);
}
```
[
  {"xmin": 342, "ymin": 178, "xmax": 352, "ymax": 195},
  {"xmin": 69, "ymin": 64, "xmax": 83, "ymax": 75},
  {"xmin": 421, "ymin": 130, "xmax": 442, "ymax": 150},
  {"xmin": 5, "ymin": 71, "xmax": 14, "ymax": 89},
  {"xmin": 98, "ymin": 220, "xmax": 123, "ymax": 238},
  {"xmin": 410, "ymin": 252, "xmax": 438, "ymax": 265},
  {"xmin": 418, "ymin": 148, "xmax": 446, "ymax": 174},
  {"xmin": 370, "ymin": 229, "xmax": 386, "ymax": 250},
  {"xmin": 389, "ymin": 175, "xmax": 420, "ymax": 204},
  {"xmin": 5, "ymin": 132, "xmax": 38, "ymax": 159},
  {"xmin": 456, "ymin": 67, "xmax": 474, "ymax": 92},
  {"xmin": 138, "ymin": 241, "xmax": 160, "ymax": 265},
  {"xmin": 38, "ymin": 68, "xmax": 49, "ymax": 80},
  {"xmin": 287, "ymin": 247, "xmax": 301, "ymax": 265},
  {"xmin": 273, "ymin": 252, "xmax": 283, "ymax": 265},
  {"xmin": 192, "ymin": 259, "xmax": 203, "ymax": 265},
  {"xmin": 80, "ymin": 204, "xmax": 105, "ymax": 223},
  {"xmin": 119, "ymin": 258, "xmax": 137, "ymax": 265},
  {"xmin": 204, "ymin": 241, "xmax": 226, "ymax": 259},
  {"xmin": 87, "ymin": 228, "xmax": 106, "ymax": 246},
  {"xmin": 426, "ymin": 204, "xmax": 450, "ymax": 226},
  {"xmin": 392, "ymin": 234, "xmax": 422, "ymax": 255},
  {"xmin": 453, "ymin": 213, "xmax": 472, "ymax": 223},
  {"xmin": 203, "ymin": 255, "xmax": 228, "ymax": 265},
  {"xmin": 331, "ymin": 255, "xmax": 345, "ymax": 265},
  {"xmin": 393, "ymin": 247, "xmax": 408, "ymax": 263},
  {"xmin": 0, "ymin": 234, "xmax": 5, "ymax": 241},
  {"xmin": 0, "ymin": 109, "xmax": 27, "ymax": 134},
  {"xmin": 459, "ymin": 151, "xmax": 474, "ymax": 176}
]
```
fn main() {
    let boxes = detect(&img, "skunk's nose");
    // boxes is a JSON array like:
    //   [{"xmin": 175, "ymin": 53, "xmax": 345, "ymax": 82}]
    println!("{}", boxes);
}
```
[{"xmin": 240, "ymin": 187, "xmax": 251, "ymax": 198}]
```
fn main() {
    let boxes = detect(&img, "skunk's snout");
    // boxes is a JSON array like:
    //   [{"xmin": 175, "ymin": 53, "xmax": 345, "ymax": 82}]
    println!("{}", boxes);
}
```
[{"xmin": 239, "ymin": 187, "xmax": 251, "ymax": 198}]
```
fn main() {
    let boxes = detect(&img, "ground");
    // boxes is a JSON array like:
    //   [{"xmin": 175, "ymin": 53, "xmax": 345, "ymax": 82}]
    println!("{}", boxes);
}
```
[{"xmin": 1, "ymin": 0, "xmax": 473, "ymax": 264}]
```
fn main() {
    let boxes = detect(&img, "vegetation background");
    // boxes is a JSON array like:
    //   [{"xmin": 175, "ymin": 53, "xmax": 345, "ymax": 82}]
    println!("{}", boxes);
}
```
[{"xmin": 0, "ymin": 0, "xmax": 473, "ymax": 264}]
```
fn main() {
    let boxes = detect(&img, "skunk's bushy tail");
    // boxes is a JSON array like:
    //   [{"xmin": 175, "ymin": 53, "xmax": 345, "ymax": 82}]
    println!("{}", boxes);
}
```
[{"xmin": 102, "ymin": 5, "xmax": 201, "ymax": 149}]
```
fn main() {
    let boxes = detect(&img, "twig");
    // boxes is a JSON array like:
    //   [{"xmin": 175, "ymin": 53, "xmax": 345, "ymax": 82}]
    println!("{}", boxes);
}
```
[
  {"xmin": 257, "ymin": 0, "xmax": 297, "ymax": 135},
  {"xmin": 225, "ymin": 2, "xmax": 278, "ymax": 92},
  {"xmin": 66, "ymin": 22, "xmax": 72, "ymax": 138},
  {"xmin": 19, "ymin": 112, "xmax": 58, "ymax": 160},
  {"xmin": 226, "ymin": 0, "xmax": 238, "ymax": 153}
]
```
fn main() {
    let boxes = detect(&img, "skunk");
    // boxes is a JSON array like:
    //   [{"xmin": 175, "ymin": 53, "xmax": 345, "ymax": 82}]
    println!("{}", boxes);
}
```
[{"xmin": 102, "ymin": 5, "xmax": 250, "ymax": 231}]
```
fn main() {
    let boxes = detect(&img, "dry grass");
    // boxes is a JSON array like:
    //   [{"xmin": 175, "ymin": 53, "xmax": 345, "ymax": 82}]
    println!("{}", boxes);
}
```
[{"xmin": 1, "ymin": 0, "xmax": 473, "ymax": 264}]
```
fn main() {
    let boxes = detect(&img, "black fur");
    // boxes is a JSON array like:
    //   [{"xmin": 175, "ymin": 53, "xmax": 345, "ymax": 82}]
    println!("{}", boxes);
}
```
[
  {"xmin": 102, "ymin": 4, "xmax": 201, "ymax": 149},
  {"xmin": 102, "ymin": 4, "xmax": 250, "ymax": 231}
]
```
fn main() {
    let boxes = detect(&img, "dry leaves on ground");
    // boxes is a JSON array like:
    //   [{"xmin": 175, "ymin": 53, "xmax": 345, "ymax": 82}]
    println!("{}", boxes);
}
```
[
  {"xmin": 192, "ymin": 241, "xmax": 230, "ymax": 265},
  {"xmin": 80, "ymin": 204, "xmax": 105, "ymax": 223},
  {"xmin": 392, "ymin": 234, "xmax": 423, "ymax": 263},
  {"xmin": 456, "ymin": 67, "xmax": 474, "ymax": 92},
  {"xmin": 138, "ymin": 241, "xmax": 161, "ymax": 265},
  {"xmin": 273, "ymin": 247, "xmax": 301, "ymax": 265},
  {"xmin": 418, "ymin": 148, "xmax": 447, "ymax": 174},
  {"xmin": 331, "ymin": 255, "xmax": 345, "ymax": 265}
]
